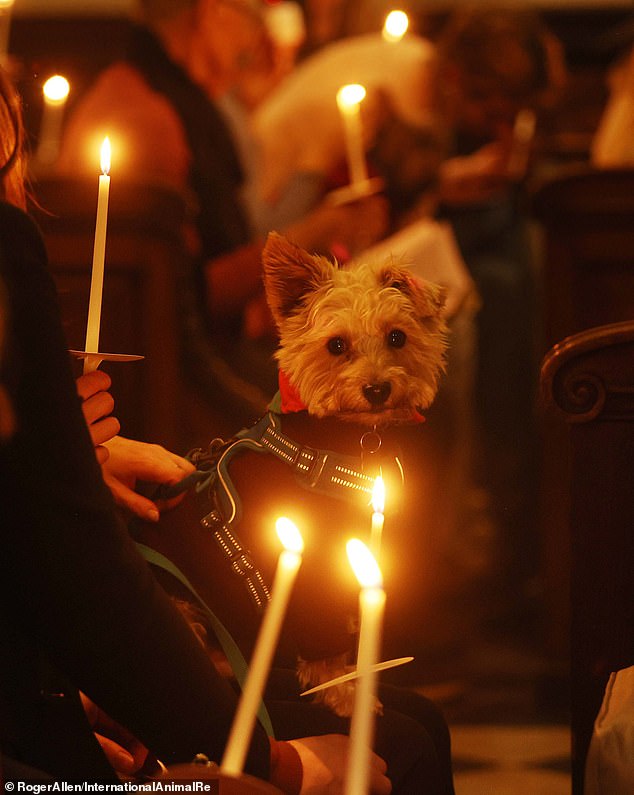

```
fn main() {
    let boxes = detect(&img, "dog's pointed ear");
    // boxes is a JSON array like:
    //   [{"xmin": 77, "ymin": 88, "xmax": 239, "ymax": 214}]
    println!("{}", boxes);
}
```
[
  {"xmin": 263, "ymin": 232, "xmax": 334, "ymax": 326},
  {"xmin": 379, "ymin": 266, "xmax": 447, "ymax": 318}
]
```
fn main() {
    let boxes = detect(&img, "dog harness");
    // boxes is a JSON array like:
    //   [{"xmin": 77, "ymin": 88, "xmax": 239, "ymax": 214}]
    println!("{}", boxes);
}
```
[{"xmin": 158, "ymin": 407, "xmax": 400, "ymax": 612}]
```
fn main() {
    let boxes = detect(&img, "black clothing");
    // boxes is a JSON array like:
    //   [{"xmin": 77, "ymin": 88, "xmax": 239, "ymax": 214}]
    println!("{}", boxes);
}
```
[
  {"xmin": 124, "ymin": 25, "xmax": 252, "ymax": 262},
  {"xmin": 0, "ymin": 201, "xmax": 271, "ymax": 780}
]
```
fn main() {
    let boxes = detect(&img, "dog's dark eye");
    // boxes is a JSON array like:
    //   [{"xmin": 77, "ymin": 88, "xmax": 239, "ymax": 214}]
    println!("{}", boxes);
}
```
[
  {"xmin": 326, "ymin": 336, "xmax": 347, "ymax": 356},
  {"xmin": 387, "ymin": 329, "xmax": 407, "ymax": 349}
]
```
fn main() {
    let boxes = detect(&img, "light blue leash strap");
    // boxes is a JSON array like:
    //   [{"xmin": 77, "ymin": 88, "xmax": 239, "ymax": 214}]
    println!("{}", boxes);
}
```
[{"xmin": 136, "ymin": 542, "xmax": 275, "ymax": 738}]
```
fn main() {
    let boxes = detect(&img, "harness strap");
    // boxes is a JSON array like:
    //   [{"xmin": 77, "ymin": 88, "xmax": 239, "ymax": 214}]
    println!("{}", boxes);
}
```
[
  {"xmin": 200, "ymin": 509, "xmax": 270, "ymax": 609},
  {"xmin": 136, "ymin": 543, "xmax": 275, "ymax": 738},
  {"xmin": 240, "ymin": 412, "xmax": 377, "ymax": 499}
]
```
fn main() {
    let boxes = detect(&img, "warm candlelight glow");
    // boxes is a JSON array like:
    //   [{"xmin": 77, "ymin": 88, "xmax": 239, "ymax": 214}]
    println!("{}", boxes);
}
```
[
  {"xmin": 370, "ymin": 476, "xmax": 385, "ymax": 559},
  {"xmin": 100, "ymin": 136, "xmax": 112, "ymax": 176},
  {"xmin": 336, "ymin": 84, "xmax": 368, "ymax": 186},
  {"xmin": 0, "ymin": 0, "xmax": 15, "ymax": 63},
  {"xmin": 35, "ymin": 75, "xmax": 71, "ymax": 168},
  {"xmin": 372, "ymin": 476, "xmax": 385, "ymax": 515},
  {"xmin": 265, "ymin": 0, "xmax": 306, "ymax": 47},
  {"xmin": 221, "ymin": 519, "xmax": 304, "ymax": 776},
  {"xmin": 43, "ymin": 74, "xmax": 70, "ymax": 105},
  {"xmin": 347, "ymin": 538, "xmax": 383, "ymax": 589},
  {"xmin": 84, "ymin": 137, "xmax": 112, "ymax": 373},
  {"xmin": 345, "ymin": 539, "xmax": 385, "ymax": 795},
  {"xmin": 276, "ymin": 516, "xmax": 304, "ymax": 554},
  {"xmin": 336, "ymin": 83, "xmax": 366, "ymax": 111},
  {"xmin": 383, "ymin": 10, "xmax": 409, "ymax": 42}
]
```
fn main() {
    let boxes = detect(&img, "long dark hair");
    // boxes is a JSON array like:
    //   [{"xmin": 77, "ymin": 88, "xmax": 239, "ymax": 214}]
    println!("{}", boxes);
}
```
[{"xmin": 0, "ymin": 66, "xmax": 26, "ymax": 209}]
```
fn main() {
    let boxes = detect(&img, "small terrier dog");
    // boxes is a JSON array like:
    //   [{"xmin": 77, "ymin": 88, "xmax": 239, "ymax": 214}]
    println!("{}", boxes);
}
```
[{"xmin": 138, "ymin": 232, "xmax": 448, "ymax": 716}]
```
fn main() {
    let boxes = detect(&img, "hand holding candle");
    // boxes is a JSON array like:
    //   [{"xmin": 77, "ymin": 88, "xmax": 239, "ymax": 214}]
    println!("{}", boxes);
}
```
[
  {"xmin": 345, "ymin": 539, "xmax": 386, "ymax": 795},
  {"xmin": 84, "ymin": 136, "xmax": 111, "ymax": 374},
  {"xmin": 221, "ymin": 518, "xmax": 304, "ymax": 777},
  {"xmin": 336, "ymin": 83, "xmax": 368, "ymax": 187}
]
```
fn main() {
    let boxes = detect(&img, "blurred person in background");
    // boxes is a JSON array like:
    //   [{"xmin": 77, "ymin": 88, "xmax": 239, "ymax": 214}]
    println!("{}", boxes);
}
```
[
  {"xmin": 591, "ymin": 18, "xmax": 634, "ymax": 167},
  {"xmin": 58, "ymin": 0, "xmax": 388, "ymax": 416},
  {"xmin": 430, "ymin": 5, "xmax": 566, "ymax": 631}
]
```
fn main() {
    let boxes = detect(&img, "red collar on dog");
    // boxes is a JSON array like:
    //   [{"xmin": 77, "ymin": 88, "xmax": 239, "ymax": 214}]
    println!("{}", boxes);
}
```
[{"xmin": 275, "ymin": 369, "xmax": 307, "ymax": 413}]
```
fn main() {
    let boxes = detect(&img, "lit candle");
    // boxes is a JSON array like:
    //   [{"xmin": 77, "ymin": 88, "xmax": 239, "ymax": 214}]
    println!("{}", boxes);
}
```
[
  {"xmin": 336, "ymin": 83, "xmax": 368, "ymax": 186},
  {"xmin": 345, "ymin": 539, "xmax": 386, "ymax": 795},
  {"xmin": 221, "ymin": 518, "xmax": 304, "ymax": 776},
  {"xmin": 370, "ymin": 476, "xmax": 385, "ymax": 559},
  {"xmin": 0, "ymin": 0, "xmax": 15, "ymax": 65},
  {"xmin": 84, "ymin": 136, "xmax": 111, "ymax": 374},
  {"xmin": 507, "ymin": 108, "xmax": 537, "ymax": 180},
  {"xmin": 35, "ymin": 75, "xmax": 70, "ymax": 168},
  {"xmin": 382, "ymin": 10, "xmax": 409, "ymax": 43}
]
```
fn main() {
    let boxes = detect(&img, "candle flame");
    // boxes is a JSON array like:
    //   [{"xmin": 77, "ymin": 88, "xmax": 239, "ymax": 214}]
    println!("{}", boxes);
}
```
[
  {"xmin": 276, "ymin": 517, "xmax": 304, "ymax": 554},
  {"xmin": 43, "ymin": 75, "xmax": 70, "ymax": 104},
  {"xmin": 383, "ymin": 10, "xmax": 409, "ymax": 42},
  {"xmin": 347, "ymin": 538, "xmax": 383, "ymax": 589},
  {"xmin": 0, "ymin": 0, "xmax": 15, "ymax": 10},
  {"xmin": 100, "ymin": 137, "xmax": 111, "ymax": 176},
  {"xmin": 336, "ymin": 83, "xmax": 366, "ymax": 111},
  {"xmin": 372, "ymin": 476, "xmax": 385, "ymax": 514}
]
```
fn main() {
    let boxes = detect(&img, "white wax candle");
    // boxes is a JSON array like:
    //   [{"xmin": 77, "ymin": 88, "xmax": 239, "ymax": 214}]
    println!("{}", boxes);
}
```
[
  {"xmin": 0, "ymin": 0, "xmax": 15, "ymax": 64},
  {"xmin": 36, "ymin": 75, "xmax": 70, "ymax": 167},
  {"xmin": 336, "ymin": 84, "xmax": 368, "ymax": 186},
  {"xmin": 370, "ymin": 476, "xmax": 385, "ymax": 559},
  {"xmin": 84, "ymin": 137, "xmax": 111, "ymax": 374},
  {"xmin": 221, "ymin": 518, "xmax": 304, "ymax": 776},
  {"xmin": 382, "ymin": 10, "xmax": 409, "ymax": 43},
  {"xmin": 345, "ymin": 539, "xmax": 386, "ymax": 795}
]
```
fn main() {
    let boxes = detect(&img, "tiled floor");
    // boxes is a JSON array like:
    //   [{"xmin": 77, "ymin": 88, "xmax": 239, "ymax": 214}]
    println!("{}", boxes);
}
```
[
  {"xmin": 411, "ymin": 640, "xmax": 572, "ymax": 794},
  {"xmin": 450, "ymin": 724, "xmax": 570, "ymax": 794},
  {"xmin": 396, "ymin": 574, "xmax": 573, "ymax": 795}
]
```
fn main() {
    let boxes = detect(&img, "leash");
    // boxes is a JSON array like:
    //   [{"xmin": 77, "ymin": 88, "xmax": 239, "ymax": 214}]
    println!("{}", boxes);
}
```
[{"xmin": 136, "ymin": 542, "xmax": 275, "ymax": 738}]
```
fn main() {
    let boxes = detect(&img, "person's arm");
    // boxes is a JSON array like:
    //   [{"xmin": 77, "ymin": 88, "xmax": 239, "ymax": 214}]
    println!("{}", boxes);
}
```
[
  {"xmin": 0, "ymin": 202, "xmax": 271, "ymax": 779},
  {"xmin": 204, "ymin": 195, "xmax": 389, "ymax": 321},
  {"xmin": 76, "ymin": 372, "xmax": 195, "ymax": 521}
]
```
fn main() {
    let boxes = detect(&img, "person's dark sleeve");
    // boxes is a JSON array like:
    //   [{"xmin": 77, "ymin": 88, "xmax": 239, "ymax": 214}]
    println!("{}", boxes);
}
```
[{"xmin": 0, "ymin": 202, "xmax": 271, "ymax": 778}]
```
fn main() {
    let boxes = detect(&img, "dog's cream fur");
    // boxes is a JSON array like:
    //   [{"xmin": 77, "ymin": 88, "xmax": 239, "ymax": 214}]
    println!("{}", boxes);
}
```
[
  {"xmin": 262, "ymin": 233, "xmax": 448, "ymax": 715},
  {"xmin": 264, "ymin": 233, "xmax": 447, "ymax": 425}
]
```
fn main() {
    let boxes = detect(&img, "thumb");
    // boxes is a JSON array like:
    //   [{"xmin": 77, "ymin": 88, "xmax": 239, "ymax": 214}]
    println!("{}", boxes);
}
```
[{"xmin": 103, "ymin": 473, "xmax": 160, "ymax": 523}]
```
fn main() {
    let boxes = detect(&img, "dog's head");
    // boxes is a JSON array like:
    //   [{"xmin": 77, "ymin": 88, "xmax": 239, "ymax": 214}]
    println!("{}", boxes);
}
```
[{"xmin": 263, "ymin": 232, "xmax": 448, "ymax": 426}]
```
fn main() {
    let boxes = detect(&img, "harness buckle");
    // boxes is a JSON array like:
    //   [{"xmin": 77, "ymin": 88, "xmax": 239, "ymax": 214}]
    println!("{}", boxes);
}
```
[{"xmin": 292, "ymin": 445, "xmax": 329, "ymax": 488}]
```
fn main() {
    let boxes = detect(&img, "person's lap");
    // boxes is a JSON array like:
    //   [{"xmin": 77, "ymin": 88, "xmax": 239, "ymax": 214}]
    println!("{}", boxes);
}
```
[{"xmin": 266, "ymin": 669, "xmax": 454, "ymax": 794}]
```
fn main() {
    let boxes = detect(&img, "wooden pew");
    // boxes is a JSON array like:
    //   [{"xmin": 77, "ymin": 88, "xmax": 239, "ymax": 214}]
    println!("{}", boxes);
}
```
[
  {"xmin": 532, "ymin": 166, "xmax": 634, "ymax": 350},
  {"xmin": 541, "ymin": 320, "xmax": 634, "ymax": 795},
  {"xmin": 532, "ymin": 167, "xmax": 634, "ymax": 673}
]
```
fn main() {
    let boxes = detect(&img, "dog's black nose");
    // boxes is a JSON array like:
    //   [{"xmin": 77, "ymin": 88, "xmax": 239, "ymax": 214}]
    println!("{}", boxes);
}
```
[{"xmin": 363, "ymin": 382, "xmax": 391, "ymax": 406}]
